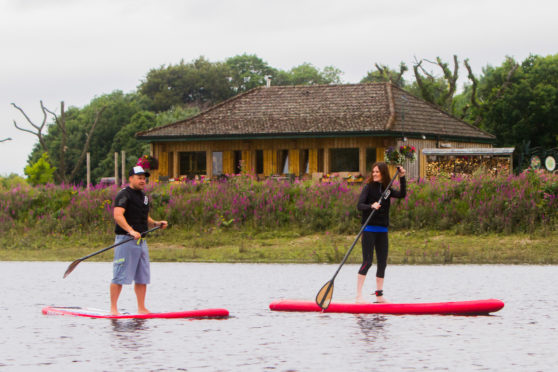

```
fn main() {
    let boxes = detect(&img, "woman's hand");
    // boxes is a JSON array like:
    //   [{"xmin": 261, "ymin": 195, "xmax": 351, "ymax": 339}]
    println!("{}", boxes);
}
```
[
  {"xmin": 397, "ymin": 166, "xmax": 406, "ymax": 177},
  {"xmin": 371, "ymin": 202, "xmax": 381, "ymax": 210}
]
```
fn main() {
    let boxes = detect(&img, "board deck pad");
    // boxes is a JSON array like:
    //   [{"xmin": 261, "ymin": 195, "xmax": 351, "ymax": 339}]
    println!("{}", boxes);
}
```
[
  {"xmin": 42, "ymin": 306, "xmax": 229, "ymax": 319},
  {"xmin": 269, "ymin": 299, "xmax": 504, "ymax": 315}
]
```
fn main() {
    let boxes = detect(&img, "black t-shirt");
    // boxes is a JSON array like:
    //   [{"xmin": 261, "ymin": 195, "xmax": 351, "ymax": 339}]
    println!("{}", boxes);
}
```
[
  {"xmin": 357, "ymin": 177, "xmax": 406, "ymax": 227},
  {"xmin": 114, "ymin": 186, "xmax": 149, "ymax": 235}
]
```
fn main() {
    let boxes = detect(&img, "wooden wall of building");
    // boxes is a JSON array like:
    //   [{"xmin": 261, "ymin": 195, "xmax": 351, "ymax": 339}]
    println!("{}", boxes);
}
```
[{"xmin": 150, "ymin": 137, "xmax": 491, "ymax": 180}]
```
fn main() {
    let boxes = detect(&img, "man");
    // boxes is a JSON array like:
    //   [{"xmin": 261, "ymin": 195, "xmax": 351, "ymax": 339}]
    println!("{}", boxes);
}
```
[{"xmin": 110, "ymin": 165, "xmax": 167, "ymax": 315}]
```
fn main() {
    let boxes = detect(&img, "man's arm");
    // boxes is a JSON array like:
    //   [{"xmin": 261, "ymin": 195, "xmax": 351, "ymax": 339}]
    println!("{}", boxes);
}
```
[
  {"xmin": 114, "ymin": 207, "xmax": 142, "ymax": 240},
  {"xmin": 148, "ymin": 215, "xmax": 168, "ymax": 230}
]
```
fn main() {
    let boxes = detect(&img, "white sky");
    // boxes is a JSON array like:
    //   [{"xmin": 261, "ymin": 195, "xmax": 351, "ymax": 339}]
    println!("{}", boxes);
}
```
[{"xmin": 1, "ymin": 0, "xmax": 557, "ymax": 176}]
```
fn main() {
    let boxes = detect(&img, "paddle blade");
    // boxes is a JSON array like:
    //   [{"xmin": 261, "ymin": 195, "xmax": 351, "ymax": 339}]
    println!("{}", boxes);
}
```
[
  {"xmin": 315, "ymin": 280, "xmax": 334, "ymax": 310},
  {"xmin": 63, "ymin": 259, "xmax": 82, "ymax": 279}
]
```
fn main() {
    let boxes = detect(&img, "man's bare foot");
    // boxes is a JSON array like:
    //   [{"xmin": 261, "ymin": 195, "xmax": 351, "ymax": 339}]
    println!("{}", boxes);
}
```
[
  {"xmin": 110, "ymin": 308, "xmax": 122, "ymax": 316},
  {"xmin": 137, "ymin": 308, "xmax": 150, "ymax": 314}
]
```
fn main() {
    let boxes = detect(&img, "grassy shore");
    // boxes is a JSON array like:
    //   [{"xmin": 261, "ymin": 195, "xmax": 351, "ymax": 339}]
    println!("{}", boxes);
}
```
[{"xmin": 1, "ymin": 228, "xmax": 556, "ymax": 264}]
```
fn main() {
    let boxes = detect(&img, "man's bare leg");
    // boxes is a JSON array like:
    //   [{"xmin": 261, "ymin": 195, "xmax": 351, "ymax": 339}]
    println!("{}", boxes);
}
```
[
  {"xmin": 135, "ymin": 283, "xmax": 150, "ymax": 314},
  {"xmin": 110, "ymin": 283, "xmax": 123, "ymax": 315}
]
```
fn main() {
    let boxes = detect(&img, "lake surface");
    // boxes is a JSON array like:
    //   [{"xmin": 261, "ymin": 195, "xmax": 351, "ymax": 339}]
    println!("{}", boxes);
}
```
[{"xmin": 1, "ymin": 262, "xmax": 557, "ymax": 371}]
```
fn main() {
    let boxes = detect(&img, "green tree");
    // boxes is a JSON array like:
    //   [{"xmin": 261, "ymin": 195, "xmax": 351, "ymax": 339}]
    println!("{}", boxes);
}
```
[
  {"xmin": 24, "ymin": 153, "xmax": 56, "ymax": 185},
  {"xmin": 409, "ymin": 56, "xmax": 460, "ymax": 113},
  {"xmin": 96, "ymin": 111, "xmax": 155, "ymax": 176},
  {"xmin": 138, "ymin": 57, "xmax": 233, "ymax": 112},
  {"xmin": 27, "ymin": 91, "xmax": 147, "ymax": 183},
  {"xmin": 154, "ymin": 105, "xmax": 200, "ymax": 127},
  {"xmin": 282, "ymin": 62, "xmax": 342, "ymax": 85},
  {"xmin": 360, "ymin": 62, "xmax": 408, "ymax": 87},
  {"xmin": 0, "ymin": 173, "xmax": 28, "ymax": 190},
  {"xmin": 274, "ymin": 63, "xmax": 343, "ymax": 85},
  {"xmin": 468, "ymin": 54, "xmax": 558, "ymax": 149},
  {"xmin": 226, "ymin": 54, "xmax": 276, "ymax": 93}
]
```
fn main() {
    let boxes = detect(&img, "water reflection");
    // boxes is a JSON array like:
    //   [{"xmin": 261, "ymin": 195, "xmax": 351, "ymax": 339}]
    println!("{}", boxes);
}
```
[
  {"xmin": 110, "ymin": 319, "xmax": 149, "ymax": 351},
  {"xmin": 111, "ymin": 319, "xmax": 148, "ymax": 333},
  {"xmin": 355, "ymin": 314, "xmax": 388, "ymax": 344}
]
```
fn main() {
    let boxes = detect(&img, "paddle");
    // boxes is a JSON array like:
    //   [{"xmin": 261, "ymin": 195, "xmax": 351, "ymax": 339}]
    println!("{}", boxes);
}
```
[
  {"xmin": 63, "ymin": 226, "xmax": 161, "ymax": 278},
  {"xmin": 315, "ymin": 167, "xmax": 401, "ymax": 310}
]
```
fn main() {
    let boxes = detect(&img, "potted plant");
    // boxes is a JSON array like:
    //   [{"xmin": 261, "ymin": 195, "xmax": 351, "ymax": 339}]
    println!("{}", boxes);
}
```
[
  {"xmin": 399, "ymin": 145, "xmax": 417, "ymax": 162},
  {"xmin": 385, "ymin": 145, "xmax": 416, "ymax": 165},
  {"xmin": 137, "ymin": 155, "xmax": 159, "ymax": 170}
]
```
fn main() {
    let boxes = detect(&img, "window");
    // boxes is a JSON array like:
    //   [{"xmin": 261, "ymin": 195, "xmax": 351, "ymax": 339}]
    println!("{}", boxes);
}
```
[
  {"xmin": 330, "ymin": 148, "xmax": 359, "ymax": 172},
  {"xmin": 179, "ymin": 151, "xmax": 206, "ymax": 177},
  {"xmin": 212, "ymin": 152, "xmax": 223, "ymax": 175},
  {"xmin": 278, "ymin": 150, "xmax": 289, "ymax": 174},
  {"xmin": 234, "ymin": 151, "xmax": 242, "ymax": 174},
  {"xmin": 366, "ymin": 147, "xmax": 377, "ymax": 173},
  {"xmin": 256, "ymin": 150, "xmax": 264, "ymax": 174},
  {"xmin": 299, "ymin": 149, "xmax": 309, "ymax": 175}
]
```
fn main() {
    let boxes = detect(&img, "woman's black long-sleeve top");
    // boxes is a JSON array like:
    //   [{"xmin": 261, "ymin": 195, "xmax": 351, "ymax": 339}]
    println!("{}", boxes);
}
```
[{"xmin": 357, "ymin": 177, "xmax": 406, "ymax": 227}]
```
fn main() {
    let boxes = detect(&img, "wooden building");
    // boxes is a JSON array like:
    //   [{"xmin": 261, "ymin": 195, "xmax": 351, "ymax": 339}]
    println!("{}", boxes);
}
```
[{"xmin": 136, "ymin": 83, "xmax": 495, "ymax": 180}]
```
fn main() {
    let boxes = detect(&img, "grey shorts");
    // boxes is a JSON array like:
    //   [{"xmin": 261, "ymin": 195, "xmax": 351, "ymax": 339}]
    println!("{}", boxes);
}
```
[{"xmin": 111, "ymin": 235, "xmax": 150, "ymax": 285}]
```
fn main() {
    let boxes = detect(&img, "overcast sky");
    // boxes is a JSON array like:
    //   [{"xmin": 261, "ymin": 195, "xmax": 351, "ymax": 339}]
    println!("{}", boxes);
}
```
[{"xmin": 1, "ymin": 0, "xmax": 556, "ymax": 176}]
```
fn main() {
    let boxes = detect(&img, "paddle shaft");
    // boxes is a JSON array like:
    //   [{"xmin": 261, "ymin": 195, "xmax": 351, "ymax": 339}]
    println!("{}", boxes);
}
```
[
  {"xmin": 63, "ymin": 226, "xmax": 162, "ymax": 278},
  {"xmin": 77, "ymin": 225, "xmax": 161, "ymax": 261},
  {"xmin": 327, "ymin": 168, "xmax": 400, "ymax": 283}
]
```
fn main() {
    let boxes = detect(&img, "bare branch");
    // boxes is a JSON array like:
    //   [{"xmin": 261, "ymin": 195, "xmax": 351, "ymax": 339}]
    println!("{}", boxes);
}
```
[
  {"xmin": 11, "ymin": 102, "xmax": 47, "ymax": 132},
  {"xmin": 464, "ymin": 59, "xmax": 479, "ymax": 109},
  {"xmin": 11, "ymin": 102, "xmax": 52, "ymax": 152},
  {"xmin": 496, "ymin": 62, "xmax": 519, "ymax": 98},
  {"xmin": 68, "ymin": 106, "xmax": 106, "ymax": 181},
  {"xmin": 437, "ymin": 55, "xmax": 458, "ymax": 110},
  {"xmin": 413, "ymin": 60, "xmax": 434, "ymax": 104}
]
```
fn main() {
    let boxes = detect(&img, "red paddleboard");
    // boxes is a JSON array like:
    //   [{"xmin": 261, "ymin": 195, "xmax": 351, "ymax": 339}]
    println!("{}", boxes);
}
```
[
  {"xmin": 42, "ymin": 306, "xmax": 229, "ymax": 319},
  {"xmin": 269, "ymin": 299, "xmax": 504, "ymax": 315}
]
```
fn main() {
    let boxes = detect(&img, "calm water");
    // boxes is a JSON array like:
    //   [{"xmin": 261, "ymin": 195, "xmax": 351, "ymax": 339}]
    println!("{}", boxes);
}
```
[{"xmin": 1, "ymin": 262, "xmax": 557, "ymax": 371}]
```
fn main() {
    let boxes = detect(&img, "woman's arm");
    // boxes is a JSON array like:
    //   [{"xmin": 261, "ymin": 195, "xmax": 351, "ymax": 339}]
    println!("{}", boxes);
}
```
[
  {"xmin": 357, "ymin": 184, "xmax": 371, "ymax": 211},
  {"xmin": 390, "ymin": 176, "xmax": 406, "ymax": 199}
]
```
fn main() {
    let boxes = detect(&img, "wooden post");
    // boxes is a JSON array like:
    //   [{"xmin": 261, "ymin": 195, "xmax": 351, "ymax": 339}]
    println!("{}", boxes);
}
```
[
  {"xmin": 114, "ymin": 152, "xmax": 119, "ymax": 186},
  {"xmin": 323, "ymin": 148, "xmax": 330, "ymax": 174},
  {"xmin": 173, "ymin": 151, "xmax": 179, "ymax": 178},
  {"xmin": 206, "ymin": 151, "xmax": 213, "ymax": 178},
  {"xmin": 86, "ymin": 152, "xmax": 91, "ymax": 190},
  {"xmin": 359, "ymin": 147, "xmax": 366, "ymax": 175},
  {"xmin": 121, "ymin": 150, "xmax": 126, "ymax": 184}
]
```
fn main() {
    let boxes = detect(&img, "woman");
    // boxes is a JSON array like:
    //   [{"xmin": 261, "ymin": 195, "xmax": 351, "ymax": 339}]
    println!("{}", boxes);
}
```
[{"xmin": 356, "ymin": 162, "xmax": 406, "ymax": 303}]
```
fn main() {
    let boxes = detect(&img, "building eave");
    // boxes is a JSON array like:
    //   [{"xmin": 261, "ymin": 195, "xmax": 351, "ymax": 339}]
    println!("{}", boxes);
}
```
[{"xmin": 137, "ymin": 131, "xmax": 496, "ymax": 144}]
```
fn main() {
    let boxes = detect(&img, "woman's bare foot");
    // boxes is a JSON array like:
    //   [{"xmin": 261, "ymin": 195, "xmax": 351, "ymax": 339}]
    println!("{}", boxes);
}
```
[
  {"xmin": 374, "ymin": 296, "xmax": 388, "ymax": 303},
  {"xmin": 137, "ymin": 307, "xmax": 151, "ymax": 315},
  {"xmin": 356, "ymin": 296, "xmax": 367, "ymax": 304}
]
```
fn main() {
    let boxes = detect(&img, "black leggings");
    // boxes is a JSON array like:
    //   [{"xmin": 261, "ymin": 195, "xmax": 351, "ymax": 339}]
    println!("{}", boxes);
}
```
[{"xmin": 358, "ymin": 231, "xmax": 388, "ymax": 278}]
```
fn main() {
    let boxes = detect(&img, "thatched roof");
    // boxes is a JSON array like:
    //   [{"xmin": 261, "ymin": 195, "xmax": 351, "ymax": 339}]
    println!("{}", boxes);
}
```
[{"xmin": 137, "ymin": 83, "xmax": 495, "ymax": 142}]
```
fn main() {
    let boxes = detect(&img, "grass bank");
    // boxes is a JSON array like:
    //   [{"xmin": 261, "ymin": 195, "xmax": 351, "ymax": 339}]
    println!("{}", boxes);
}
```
[{"xmin": 2, "ymin": 228, "xmax": 556, "ymax": 264}]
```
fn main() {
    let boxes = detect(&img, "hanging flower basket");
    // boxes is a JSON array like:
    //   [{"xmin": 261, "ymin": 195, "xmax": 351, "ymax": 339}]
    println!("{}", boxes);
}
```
[
  {"xmin": 399, "ymin": 145, "xmax": 417, "ymax": 163},
  {"xmin": 385, "ymin": 147, "xmax": 404, "ymax": 165},
  {"xmin": 137, "ymin": 155, "xmax": 159, "ymax": 170},
  {"xmin": 385, "ymin": 145, "xmax": 416, "ymax": 165}
]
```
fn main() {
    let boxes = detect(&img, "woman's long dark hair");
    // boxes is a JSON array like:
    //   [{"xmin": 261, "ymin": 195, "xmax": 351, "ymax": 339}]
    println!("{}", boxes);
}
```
[{"xmin": 366, "ymin": 161, "xmax": 391, "ymax": 189}]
